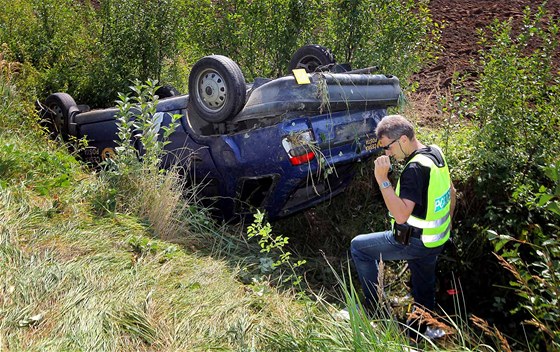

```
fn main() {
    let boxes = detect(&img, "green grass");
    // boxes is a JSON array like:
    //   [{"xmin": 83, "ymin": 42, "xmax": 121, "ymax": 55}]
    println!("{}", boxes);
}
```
[
  {"xmin": 0, "ymin": 182, "xmax": 304, "ymax": 350},
  {"xmin": 0, "ymin": 130, "xmax": 306, "ymax": 351}
]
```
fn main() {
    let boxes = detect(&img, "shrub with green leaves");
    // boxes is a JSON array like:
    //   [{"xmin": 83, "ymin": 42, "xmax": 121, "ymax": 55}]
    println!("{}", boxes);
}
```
[
  {"xmin": 183, "ymin": 0, "xmax": 316, "ymax": 79},
  {"xmin": 462, "ymin": 6, "xmax": 559, "ymax": 204},
  {"xmin": 448, "ymin": 4, "xmax": 560, "ymax": 253},
  {"xmin": 184, "ymin": 0, "xmax": 439, "ymax": 83},
  {"xmin": 444, "ymin": 4, "xmax": 560, "ymax": 237},
  {"xmin": 1, "ymin": 0, "xmax": 438, "ymax": 106},
  {"xmin": 0, "ymin": 0, "xmax": 98, "ymax": 98},
  {"xmin": 86, "ymin": 0, "xmax": 186, "ymax": 106},
  {"xmin": 0, "ymin": 0, "xmax": 186, "ymax": 107},
  {"xmin": 321, "ymin": 0, "xmax": 441, "ymax": 86},
  {"xmin": 489, "ymin": 162, "xmax": 560, "ymax": 349},
  {"xmin": 443, "ymin": 5, "xmax": 560, "ymax": 349},
  {"xmin": 97, "ymin": 80, "xmax": 184, "ymax": 240}
]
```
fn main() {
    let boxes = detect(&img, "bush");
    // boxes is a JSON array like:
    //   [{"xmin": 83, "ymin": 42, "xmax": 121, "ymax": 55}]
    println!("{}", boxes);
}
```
[
  {"xmin": 84, "ymin": 0, "xmax": 186, "ymax": 107},
  {"xmin": 0, "ymin": 0, "xmax": 98, "ymax": 98},
  {"xmin": 490, "ymin": 162, "xmax": 560, "ymax": 350},
  {"xmin": 462, "ymin": 6, "xmax": 559, "ymax": 203},
  {"xmin": 443, "ymin": 5, "xmax": 560, "ymax": 349},
  {"xmin": 0, "ymin": 0, "xmax": 187, "ymax": 107},
  {"xmin": 183, "ymin": 0, "xmax": 317, "ymax": 79},
  {"xmin": 320, "ymin": 0, "xmax": 441, "ymax": 85},
  {"xmin": 0, "ymin": 45, "xmax": 45, "ymax": 137},
  {"xmin": 183, "ymin": 0, "xmax": 439, "ymax": 83},
  {"xmin": 445, "ymin": 4, "xmax": 560, "ymax": 239},
  {"xmin": 1, "ymin": 0, "xmax": 439, "ymax": 106}
]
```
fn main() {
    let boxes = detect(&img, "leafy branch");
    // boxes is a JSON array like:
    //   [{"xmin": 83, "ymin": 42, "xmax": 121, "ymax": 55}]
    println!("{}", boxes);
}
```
[{"xmin": 247, "ymin": 210, "xmax": 306, "ymax": 288}]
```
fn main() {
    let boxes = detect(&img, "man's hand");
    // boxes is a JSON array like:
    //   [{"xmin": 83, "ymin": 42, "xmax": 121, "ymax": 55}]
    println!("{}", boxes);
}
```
[
  {"xmin": 374, "ymin": 154, "xmax": 415, "ymax": 223},
  {"xmin": 374, "ymin": 155, "xmax": 392, "ymax": 184}
]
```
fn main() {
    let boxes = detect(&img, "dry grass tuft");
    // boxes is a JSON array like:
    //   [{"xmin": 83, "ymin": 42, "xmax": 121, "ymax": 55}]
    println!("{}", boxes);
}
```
[
  {"xmin": 377, "ymin": 257, "xmax": 385, "ymax": 303},
  {"xmin": 407, "ymin": 306, "xmax": 455, "ymax": 336},
  {"xmin": 470, "ymin": 314, "xmax": 511, "ymax": 352},
  {"xmin": 493, "ymin": 252, "xmax": 524, "ymax": 284},
  {"xmin": 524, "ymin": 318, "xmax": 554, "ymax": 339},
  {"xmin": 131, "ymin": 167, "xmax": 188, "ymax": 240}
]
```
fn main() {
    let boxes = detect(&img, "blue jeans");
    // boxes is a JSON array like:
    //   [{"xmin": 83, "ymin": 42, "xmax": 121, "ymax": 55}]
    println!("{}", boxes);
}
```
[{"xmin": 350, "ymin": 230, "xmax": 443, "ymax": 311}]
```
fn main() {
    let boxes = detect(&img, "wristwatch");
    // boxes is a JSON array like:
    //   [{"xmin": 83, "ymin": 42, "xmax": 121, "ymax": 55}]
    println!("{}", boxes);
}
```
[{"xmin": 380, "ymin": 180, "xmax": 391, "ymax": 190}]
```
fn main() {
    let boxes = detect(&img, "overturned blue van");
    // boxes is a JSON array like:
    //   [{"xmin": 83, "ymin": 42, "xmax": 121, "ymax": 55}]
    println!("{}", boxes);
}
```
[{"xmin": 41, "ymin": 45, "xmax": 401, "ymax": 220}]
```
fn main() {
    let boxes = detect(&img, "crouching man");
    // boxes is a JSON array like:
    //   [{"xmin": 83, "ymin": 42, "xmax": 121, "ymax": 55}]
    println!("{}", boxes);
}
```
[{"xmin": 351, "ymin": 114, "xmax": 456, "ymax": 335}]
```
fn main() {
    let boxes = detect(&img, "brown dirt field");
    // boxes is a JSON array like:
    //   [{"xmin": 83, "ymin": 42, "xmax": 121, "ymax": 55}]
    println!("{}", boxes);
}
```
[{"xmin": 410, "ymin": 0, "xmax": 560, "ymax": 120}]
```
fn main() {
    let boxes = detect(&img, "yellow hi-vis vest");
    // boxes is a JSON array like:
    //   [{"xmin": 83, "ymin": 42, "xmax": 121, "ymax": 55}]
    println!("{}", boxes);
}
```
[{"xmin": 394, "ymin": 145, "xmax": 452, "ymax": 248}]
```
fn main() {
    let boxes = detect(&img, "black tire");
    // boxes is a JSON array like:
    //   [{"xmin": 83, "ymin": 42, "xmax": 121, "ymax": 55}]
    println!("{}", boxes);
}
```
[
  {"xmin": 155, "ymin": 84, "xmax": 180, "ymax": 99},
  {"xmin": 44, "ymin": 93, "xmax": 77, "ymax": 140},
  {"xmin": 188, "ymin": 55, "xmax": 246, "ymax": 123},
  {"xmin": 288, "ymin": 44, "xmax": 336, "ymax": 73}
]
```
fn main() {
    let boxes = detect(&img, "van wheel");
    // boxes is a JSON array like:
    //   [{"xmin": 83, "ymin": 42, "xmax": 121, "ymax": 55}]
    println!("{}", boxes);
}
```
[
  {"xmin": 155, "ymin": 85, "xmax": 180, "ymax": 99},
  {"xmin": 289, "ymin": 44, "xmax": 336, "ymax": 73},
  {"xmin": 188, "ymin": 55, "xmax": 246, "ymax": 123},
  {"xmin": 44, "ymin": 93, "xmax": 77, "ymax": 140}
]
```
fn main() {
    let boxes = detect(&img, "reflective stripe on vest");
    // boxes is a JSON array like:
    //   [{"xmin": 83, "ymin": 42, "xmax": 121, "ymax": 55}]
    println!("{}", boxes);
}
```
[
  {"xmin": 421, "ymin": 222, "xmax": 451, "ymax": 244},
  {"xmin": 394, "ymin": 145, "xmax": 451, "ymax": 248},
  {"xmin": 407, "ymin": 211, "xmax": 450, "ymax": 229}
]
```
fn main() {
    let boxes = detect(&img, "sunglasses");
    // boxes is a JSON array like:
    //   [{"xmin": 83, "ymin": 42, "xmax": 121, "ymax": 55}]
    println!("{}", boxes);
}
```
[{"xmin": 379, "ymin": 138, "xmax": 399, "ymax": 150}]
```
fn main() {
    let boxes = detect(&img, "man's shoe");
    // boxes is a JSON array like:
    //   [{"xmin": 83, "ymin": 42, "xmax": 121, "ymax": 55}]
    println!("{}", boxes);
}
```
[
  {"xmin": 334, "ymin": 306, "xmax": 378, "ymax": 327},
  {"xmin": 334, "ymin": 307, "xmax": 351, "ymax": 321},
  {"xmin": 424, "ymin": 325, "xmax": 446, "ymax": 340},
  {"xmin": 406, "ymin": 319, "xmax": 447, "ymax": 342}
]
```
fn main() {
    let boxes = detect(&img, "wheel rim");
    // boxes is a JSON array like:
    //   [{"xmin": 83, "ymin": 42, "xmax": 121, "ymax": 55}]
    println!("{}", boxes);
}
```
[
  {"xmin": 50, "ymin": 104, "xmax": 64, "ymax": 132},
  {"xmin": 295, "ymin": 55, "xmax": 323, "ymax": 72},
  {"xmin": 196, "ymin": 68, "xmax": 227, "ymax": 113}
]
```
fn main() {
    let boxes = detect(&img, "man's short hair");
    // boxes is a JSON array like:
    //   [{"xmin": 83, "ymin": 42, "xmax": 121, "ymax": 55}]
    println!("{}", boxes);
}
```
[{"xmin": 375, "ymin": 114, "xmax": 415, "ymax": 140}]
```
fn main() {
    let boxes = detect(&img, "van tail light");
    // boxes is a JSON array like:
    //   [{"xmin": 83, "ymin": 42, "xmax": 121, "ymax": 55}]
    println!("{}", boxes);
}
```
[
  {"xmin": 288, "ymin": 149, "xmax": 315, "ymax": 166},
  {"xmin": 282, "ymin": 130, "xmax": 316, "ymax": 166}
]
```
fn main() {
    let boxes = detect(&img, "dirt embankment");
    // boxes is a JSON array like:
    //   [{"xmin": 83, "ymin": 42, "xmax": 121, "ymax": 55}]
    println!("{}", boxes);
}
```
[{"xmin": 410, "ymin": 0, "xmax": 560, "ymax": 119}]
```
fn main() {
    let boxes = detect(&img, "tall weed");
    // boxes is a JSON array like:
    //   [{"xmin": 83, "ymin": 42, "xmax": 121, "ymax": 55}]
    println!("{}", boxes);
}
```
[
  {"xmin": 97, "ymin": 80, "xmax": 187, "ymax": 240},
  {"xmin": 247, "ymin": 210, "xmax": 307, "ymax": 288}
]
